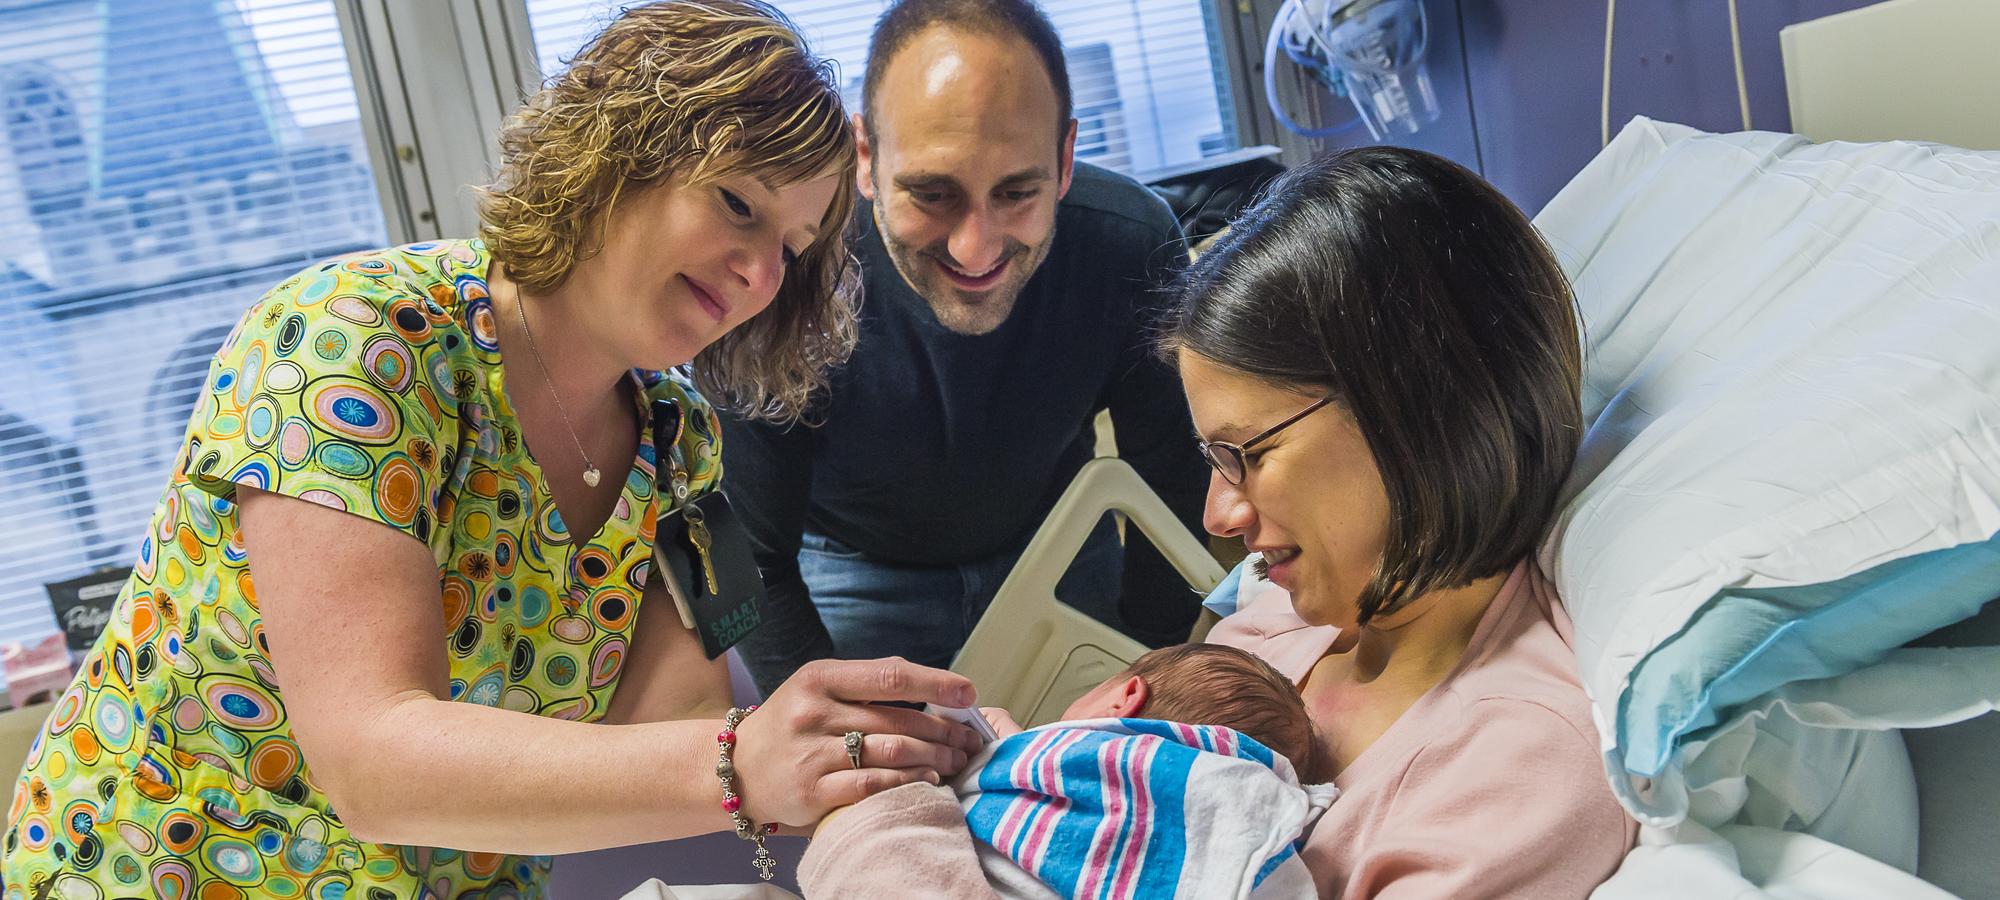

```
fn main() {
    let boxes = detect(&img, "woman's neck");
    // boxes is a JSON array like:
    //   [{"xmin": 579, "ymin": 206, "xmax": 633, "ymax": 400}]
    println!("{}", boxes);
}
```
[
  {"xmin": 1346, "ymin": 568, "xmax": 1511, "ymax": 688},
  {"xmin": 489, "ymin": 263, "xmax": 630, "ymax": 408},
  {"xmin": 1305, "ymin": 568, "xmax": 1514, "ymax": 773}
]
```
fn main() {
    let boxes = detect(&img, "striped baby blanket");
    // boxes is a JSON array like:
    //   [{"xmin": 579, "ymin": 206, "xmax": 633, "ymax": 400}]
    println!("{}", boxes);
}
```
[{"xmin": 955, "ymin": 718, "xmax": 1336, "ymax": 899}]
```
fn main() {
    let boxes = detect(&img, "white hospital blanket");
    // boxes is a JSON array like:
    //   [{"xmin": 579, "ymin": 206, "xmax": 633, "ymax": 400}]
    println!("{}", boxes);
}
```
[{"xmin": 1594, "ymin": 647, "xmax": 2000, "ymax": 899}]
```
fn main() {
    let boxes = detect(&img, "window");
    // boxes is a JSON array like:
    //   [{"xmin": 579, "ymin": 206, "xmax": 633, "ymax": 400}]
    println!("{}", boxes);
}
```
[
  {"xmin": 3, "ymin": 67, "xmax": 88, "ymax": 205},
  {"xmin": 0, "ymin": 0, "xmax": 1237, "ymax": 649},
  {"xmin": 0, "ymin": 0, "xmax": 390, "ymax": 646},
  {"xmin": 523, "ymin": 0, "xmax": 1239, "ymax": 180}
]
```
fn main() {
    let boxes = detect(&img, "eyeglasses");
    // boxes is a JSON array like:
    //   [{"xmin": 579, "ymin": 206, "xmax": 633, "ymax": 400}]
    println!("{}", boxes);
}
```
[{"xmin": 1196, "ymin": 395, "xmax": 1334, "ymax": 485}]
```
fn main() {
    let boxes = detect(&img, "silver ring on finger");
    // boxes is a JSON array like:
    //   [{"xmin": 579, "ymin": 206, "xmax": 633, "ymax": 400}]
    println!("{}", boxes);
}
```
[{"xmin": 844, "ymin": 730, "xmax": 865, "ymax": 770}]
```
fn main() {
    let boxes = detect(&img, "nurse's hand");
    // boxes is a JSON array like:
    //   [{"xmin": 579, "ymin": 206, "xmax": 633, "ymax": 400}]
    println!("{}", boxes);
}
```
[{"xmin": 731, "ymin": 657, "xmax": 986, "ymax": 827}]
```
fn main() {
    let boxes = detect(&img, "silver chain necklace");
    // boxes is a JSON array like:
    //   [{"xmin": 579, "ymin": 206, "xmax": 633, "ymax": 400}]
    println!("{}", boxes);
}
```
[{"xmin": 509, "ymin": 280, "xmax": 602, "ymax": 488}]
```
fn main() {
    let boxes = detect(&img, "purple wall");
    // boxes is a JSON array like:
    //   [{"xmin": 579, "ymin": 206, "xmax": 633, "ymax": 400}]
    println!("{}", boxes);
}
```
[{"xmin": 1315, "ymin": 0, "xmax": 1883, "ymax": 213}]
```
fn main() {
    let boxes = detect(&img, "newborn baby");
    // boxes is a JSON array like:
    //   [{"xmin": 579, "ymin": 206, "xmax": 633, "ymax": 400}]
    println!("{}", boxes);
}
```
[{"xmin": 952, "ymin": 644, "xmax": 1335, "ymax": 900}]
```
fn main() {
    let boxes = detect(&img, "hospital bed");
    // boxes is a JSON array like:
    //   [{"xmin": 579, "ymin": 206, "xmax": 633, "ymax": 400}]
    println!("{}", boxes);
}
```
[
  {"xmin": 1566, "ymin": 3, "xmax": 1997, "ymax": 896},
  {"xmin": 945, "ymin": 6, "xmax": 2000, "ymax": 900},
  {"xmin": 1537, "ymin": 112, "xmax": 2000, "ymax": 898}
]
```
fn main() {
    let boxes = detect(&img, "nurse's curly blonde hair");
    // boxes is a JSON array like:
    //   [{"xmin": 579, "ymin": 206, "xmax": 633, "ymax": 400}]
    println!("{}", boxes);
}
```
[{"xmin": 477, "ymin": 0, "xmax": 858, "ymax": 422}]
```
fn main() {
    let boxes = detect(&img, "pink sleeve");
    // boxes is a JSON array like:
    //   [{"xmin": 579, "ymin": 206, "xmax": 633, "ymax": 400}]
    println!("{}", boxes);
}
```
[
  {"xmin": 1342, "ymin": 699, "xmax": 1634, "ymax": 900},
  {"xmin": 797, "ymin": 782, "xmax": 1000, "ymax": 899}
]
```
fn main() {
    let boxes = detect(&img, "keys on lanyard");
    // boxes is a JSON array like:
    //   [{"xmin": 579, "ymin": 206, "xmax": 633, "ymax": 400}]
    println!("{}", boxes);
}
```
[
  {"xmin": 647, "ymin": 394, "xmax": 770, "ymax": 661},
  {"xmin": 681, "ymin": 479, "xmax": 720, "ymax": 597}
]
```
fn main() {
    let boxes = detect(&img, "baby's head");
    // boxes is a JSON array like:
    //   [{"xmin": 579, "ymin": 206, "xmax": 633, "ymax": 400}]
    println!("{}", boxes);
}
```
[{"xmin": 1062, "ymin": 644, "xmax": 1326, "ymax": 782}]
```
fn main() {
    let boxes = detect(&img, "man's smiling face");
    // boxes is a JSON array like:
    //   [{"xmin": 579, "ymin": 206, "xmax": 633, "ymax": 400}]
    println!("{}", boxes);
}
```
[{"xmin": 857, "ymin": 25, "xmax": 1076, "ymax": 335}]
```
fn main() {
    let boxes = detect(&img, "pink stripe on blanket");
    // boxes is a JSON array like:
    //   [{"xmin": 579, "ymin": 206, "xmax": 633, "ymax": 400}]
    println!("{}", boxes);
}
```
[
  {"xmin": 1018, "ymin": 729, "xmax": 1090, "ymax": 869},
  {"xmin": 993, "ymin": 730, "xmax": 1063, "ymax": 852},
  {"xmin": 994, "ymin": 729, "xmax": 1087, "ymax": 862},
  {"xmin": 1075, "ymin": 738, "xmax": 1130, "ymax": 899},
  {"xmin": 1108, "ymin": 736, "xmax": 1162, "ymax": 900}
]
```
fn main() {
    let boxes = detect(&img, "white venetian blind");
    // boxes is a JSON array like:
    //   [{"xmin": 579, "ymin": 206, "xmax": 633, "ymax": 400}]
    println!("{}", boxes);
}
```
[
  {"xmin": 524, "ymin": 0, "xmax": 1240, "ymax": 180},
  {"xmin": 0, "ymin": 0, "xmax": 389, "ymax": 645}
]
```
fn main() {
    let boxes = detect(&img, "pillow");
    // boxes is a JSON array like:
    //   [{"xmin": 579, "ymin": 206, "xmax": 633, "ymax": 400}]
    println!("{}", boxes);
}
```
[{"xmin": 1532, "ymin": 118, "xmax": 2000, "ymax": 821}]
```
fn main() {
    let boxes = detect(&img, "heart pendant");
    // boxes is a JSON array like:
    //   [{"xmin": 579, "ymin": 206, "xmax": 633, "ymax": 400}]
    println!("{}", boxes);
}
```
[{"xmin": 582, "ymin": 467, "xmax": 602, "ymax": 487}]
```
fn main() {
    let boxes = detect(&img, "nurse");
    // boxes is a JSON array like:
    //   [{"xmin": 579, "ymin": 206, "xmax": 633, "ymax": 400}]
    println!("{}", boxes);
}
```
[{"xmin": 3, "ymin": 3, "xmax": 981, "ymax": 898}]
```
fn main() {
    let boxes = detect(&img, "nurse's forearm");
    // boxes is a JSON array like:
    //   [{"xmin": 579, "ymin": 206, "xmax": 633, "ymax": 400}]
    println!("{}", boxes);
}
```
[
  {"xmin": 244, "ymin": 490, "xmax": 975, "ymax": 858},
  {"xmin": 322, "ymin": 693, "xmax": 742, "ymax": 854}
]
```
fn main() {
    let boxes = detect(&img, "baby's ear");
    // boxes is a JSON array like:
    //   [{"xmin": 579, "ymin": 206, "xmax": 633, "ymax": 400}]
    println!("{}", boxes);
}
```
[{"xmin": 1108, "ymin": 675, "xmax": 1150, "ymax": 718}]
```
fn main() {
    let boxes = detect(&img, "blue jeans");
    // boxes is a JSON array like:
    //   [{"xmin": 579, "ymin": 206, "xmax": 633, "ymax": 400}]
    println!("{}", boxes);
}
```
[{"xmin": 802, "ymin": 520, "xmax": 1125, "ymax": 670}]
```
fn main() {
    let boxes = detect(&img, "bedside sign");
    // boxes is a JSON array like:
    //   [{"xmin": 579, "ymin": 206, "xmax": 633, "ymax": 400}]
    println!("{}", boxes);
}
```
[{"xmin": 43, "ymin": 567, "xmax": 129, "ymax": 653}]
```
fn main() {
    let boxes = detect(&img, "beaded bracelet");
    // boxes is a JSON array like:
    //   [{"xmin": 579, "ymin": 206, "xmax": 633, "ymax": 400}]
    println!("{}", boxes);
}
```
[{"xmin": 717, "ymin": 705, "xmax": 780, "ymax": 880}]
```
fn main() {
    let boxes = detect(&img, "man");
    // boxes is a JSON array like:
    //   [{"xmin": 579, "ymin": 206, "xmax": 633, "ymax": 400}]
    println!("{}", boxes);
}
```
[{"xmin": 723, "ymin": 0, "xmax": 1209, "ymax": 694}]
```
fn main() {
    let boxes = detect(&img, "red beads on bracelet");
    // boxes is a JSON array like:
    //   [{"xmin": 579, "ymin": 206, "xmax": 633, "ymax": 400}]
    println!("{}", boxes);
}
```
[{"xmin": 716, "ymin": 705, "xmax": 777, "ymax": 880}]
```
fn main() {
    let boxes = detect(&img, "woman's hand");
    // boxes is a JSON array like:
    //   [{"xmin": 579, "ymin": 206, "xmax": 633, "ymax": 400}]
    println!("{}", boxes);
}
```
[{"xmin": 731, "ymin": 657, "xmax": 987, "ymax": 827}]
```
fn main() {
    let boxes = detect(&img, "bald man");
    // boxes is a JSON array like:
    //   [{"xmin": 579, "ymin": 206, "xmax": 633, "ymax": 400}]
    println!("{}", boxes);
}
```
[{"xmin": 721, "ymin": 0, "xmax": 1208, "ymax": 694}]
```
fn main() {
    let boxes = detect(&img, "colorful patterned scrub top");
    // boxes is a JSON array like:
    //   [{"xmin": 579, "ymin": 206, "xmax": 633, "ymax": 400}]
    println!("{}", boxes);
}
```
[{"xmin": 3, "ymin": 240, "xmax": 724, "ymax": 900}]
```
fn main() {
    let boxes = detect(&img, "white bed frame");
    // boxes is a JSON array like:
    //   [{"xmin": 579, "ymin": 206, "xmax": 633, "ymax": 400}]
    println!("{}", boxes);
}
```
[
  {"xmin": 1781, "ymin": 0, "xmax": 2000, "ymax": 151},
  {"xmin": 950, "ymin": 458, "xmax": 1226, "ymax": 727}
]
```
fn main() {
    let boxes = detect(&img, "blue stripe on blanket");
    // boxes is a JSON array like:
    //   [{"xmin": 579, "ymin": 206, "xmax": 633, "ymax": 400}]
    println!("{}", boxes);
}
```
[
  {"xmin": 1127, "ymin": 728, "xmax": 1196, "ymax": 899},
  {"xmin": 1253, "ymin": 845, "xmax": 1293, "ymax": 889},
  {"xmin": 1044, "ymin": 730, "xmax": 1118, "ymax": 894}
]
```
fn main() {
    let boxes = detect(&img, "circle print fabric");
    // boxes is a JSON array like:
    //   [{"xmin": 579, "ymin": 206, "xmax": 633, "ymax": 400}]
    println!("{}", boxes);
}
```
[{"xmin": 3, "ymin": 240, "xmax": 725, "ymax": 899}]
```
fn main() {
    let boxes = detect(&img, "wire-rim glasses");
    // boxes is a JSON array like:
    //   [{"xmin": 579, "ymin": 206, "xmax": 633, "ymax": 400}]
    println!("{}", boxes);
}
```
[{"xmin": 1196, "ymin": 395, "xmax": 1335, "ymax": 485}]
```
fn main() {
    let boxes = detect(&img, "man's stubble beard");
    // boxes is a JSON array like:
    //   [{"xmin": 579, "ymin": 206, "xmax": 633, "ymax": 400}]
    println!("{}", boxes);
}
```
[{"xmin": 875, "ymin": 200, "xmax": 1057, "ymax": 336}]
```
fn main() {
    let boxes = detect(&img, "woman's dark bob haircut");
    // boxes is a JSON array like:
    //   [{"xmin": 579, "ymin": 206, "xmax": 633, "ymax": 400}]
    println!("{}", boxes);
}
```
[{"xmin": 1164, "ymin": 147, "xmax": 1583, "ymax": 624}]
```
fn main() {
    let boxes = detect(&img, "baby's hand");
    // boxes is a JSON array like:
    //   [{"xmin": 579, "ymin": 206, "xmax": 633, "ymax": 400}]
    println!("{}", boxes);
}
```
[
  {"xmin": 923, "ymin": 704, "xmax": 1004, "ymax": 742},
  {"xmin": 980, "ymin": 707, "xmax": 1024, "ymax": 738}
]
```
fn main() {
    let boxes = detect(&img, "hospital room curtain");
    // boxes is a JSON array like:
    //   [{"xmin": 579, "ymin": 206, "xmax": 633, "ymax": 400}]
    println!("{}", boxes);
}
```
[
  {"xmin": 0, "ymin": 0, "xmax": 392, "ymax": 649},
  {"xmin": 523, "ymin": 0, "xmax": 1243, "ymax": 181}
]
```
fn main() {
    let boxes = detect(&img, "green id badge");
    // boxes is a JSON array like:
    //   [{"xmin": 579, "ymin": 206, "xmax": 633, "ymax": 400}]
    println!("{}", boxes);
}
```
[
  {"xmin": 653, "ymin": 398, "xmax": 766, "ymax": 659},
  {"xmin": 657, "ymin": 490, "xmax": 767, "ymax": 659}
]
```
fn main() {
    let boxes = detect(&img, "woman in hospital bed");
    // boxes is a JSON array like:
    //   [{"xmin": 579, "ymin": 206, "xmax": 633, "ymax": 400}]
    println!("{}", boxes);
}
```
[{"xmin": 797, "ymin": 147, "xmax": 1637, "ymax": 898}]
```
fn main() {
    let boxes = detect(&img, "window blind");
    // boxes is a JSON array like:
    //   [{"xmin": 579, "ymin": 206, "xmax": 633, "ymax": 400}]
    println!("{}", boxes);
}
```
[
  {"xmin": 524, "ymin": 0, "xmax": 1239, "ymax": 180},
  {"xmin": 0, "ymin": 0, "xmax": 389, "ymax": 646}
]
